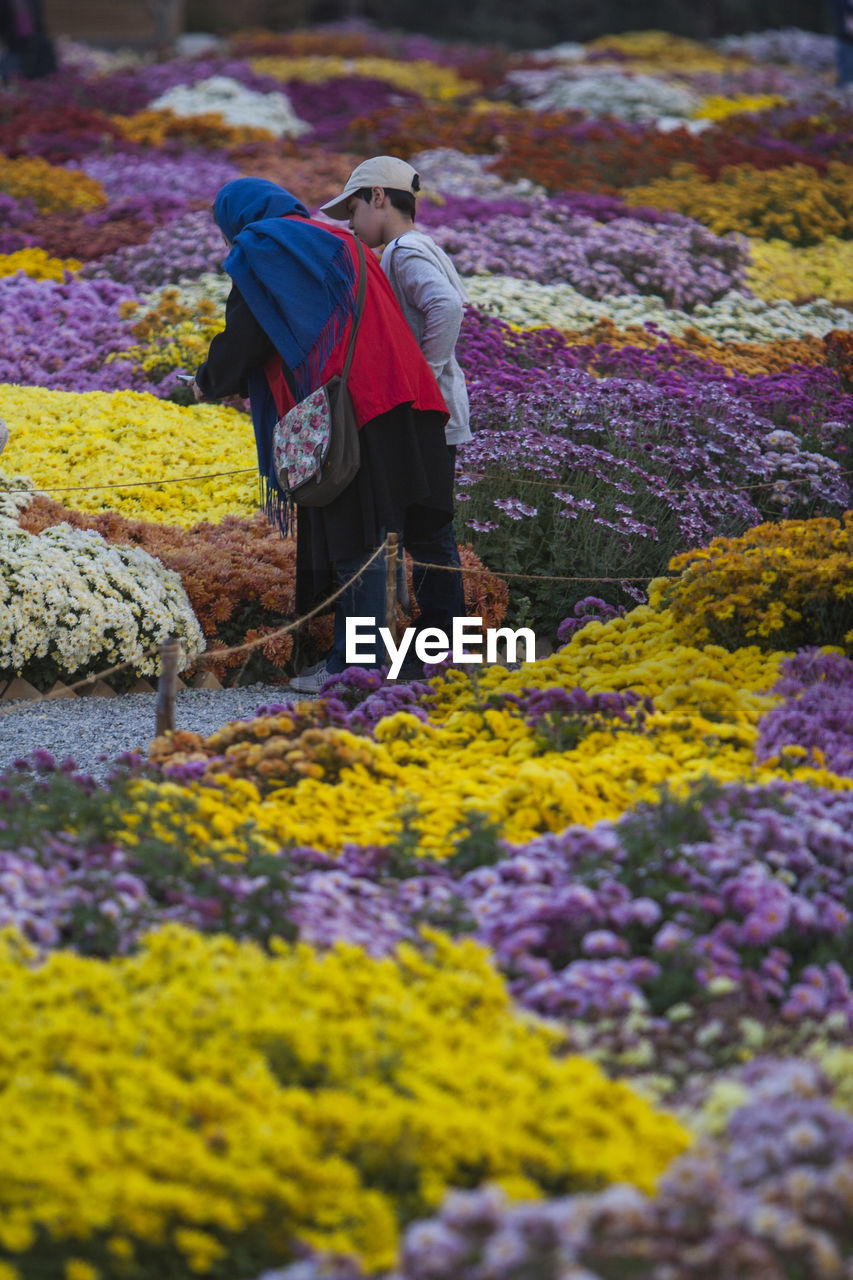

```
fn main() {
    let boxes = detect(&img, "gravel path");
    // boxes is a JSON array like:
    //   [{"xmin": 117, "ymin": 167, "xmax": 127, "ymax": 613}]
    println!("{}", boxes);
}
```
[{"xmin": 0, "ymin": 684, "xmax": 307, "ymax": 781}]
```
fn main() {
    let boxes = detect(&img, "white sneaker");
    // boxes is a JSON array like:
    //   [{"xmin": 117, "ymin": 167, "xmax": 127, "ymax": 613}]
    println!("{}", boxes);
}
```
[{"xmin": 288, "ymin": 662, "xmax": 334, "ymax": 694}]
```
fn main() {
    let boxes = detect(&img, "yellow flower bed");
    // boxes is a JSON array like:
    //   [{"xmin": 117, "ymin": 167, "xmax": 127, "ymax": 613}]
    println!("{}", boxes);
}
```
[
  {"xmin": 0, "ymin": 248, "xmax": 82, "ymax": 280},
  {"xmin": 111, "ymin": 108, "xmax": 276, "ymax": 148},
  {"xmin": 655, "ymin": 512, "xmax": 853, "ymax": 651},
  {"xmin": 0, "ymin": 384, "xmax": 257, "ymax": 527},
  {"xmin": 626, "ymin": 161, "xmax": 853, "ymax": 246},
  {"xmin": 124, "ymin": 603, "xmax": 848, "ymax": 860},
  {"xmin": 249, "ymin": 54, "xmax": 480, "ymax": 100},
  {"xmin": 746, "ymin": 235, "xmax": 853, "ymax": 301},
  {"xmin": 122, "ymin": 776, "xmax": 282, "ymax": 861},
  {"xmin": 0, "ymin": 155, "xmax": 106, "ymax": 213},
  {"xmin": 586, "ymin": 29, "xmax": 734, "ymax": 71},
  {"xmin": 0, "ymin": 925, "xmax": 688, "ymax": 1276},
  {"xmin": 692, "ymin": 93, "xmax": 786, "ymax": 120}
]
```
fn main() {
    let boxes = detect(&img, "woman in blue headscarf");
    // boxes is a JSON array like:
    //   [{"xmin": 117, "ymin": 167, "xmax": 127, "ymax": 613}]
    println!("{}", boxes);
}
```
[{"xmin": 193, "ymin": 177, "xmax": 454, "ymax": 689}]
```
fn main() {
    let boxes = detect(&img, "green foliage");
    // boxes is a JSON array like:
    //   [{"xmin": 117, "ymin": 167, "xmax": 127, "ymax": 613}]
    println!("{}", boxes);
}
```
[
  {"xmin": 0, "ymin": 756, "xmax": 148, "ymax": 852},
  {"xmin": 454, "ymin": 457, "xmax": 688, "ymax": 641},
  {"xmin": 444, "ymin": 810, "xmax": 505, "ymax": 876}
]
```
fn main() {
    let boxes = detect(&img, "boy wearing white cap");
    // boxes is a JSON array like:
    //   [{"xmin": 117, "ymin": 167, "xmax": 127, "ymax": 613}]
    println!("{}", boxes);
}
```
[{"xmin": 321, "ymin": 155, "xmax": 471, "ymax": 655}]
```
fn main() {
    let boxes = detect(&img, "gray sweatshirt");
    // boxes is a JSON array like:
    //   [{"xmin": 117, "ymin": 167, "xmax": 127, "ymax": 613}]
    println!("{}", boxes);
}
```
[{"xmin": 380, "ymin": 230, "xmax": 472, "ymax": 446}]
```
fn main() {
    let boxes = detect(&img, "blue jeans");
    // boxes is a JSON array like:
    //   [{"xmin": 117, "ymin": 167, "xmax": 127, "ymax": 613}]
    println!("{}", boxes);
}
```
[
  {"xmin": 327, "ymin": 526, "xmax": 466, "ymax": 672},
  {"xmin": 328, "ymin": 548, "xmax": 387, "ymax": 673},
  {"xmin": 407, "ymin": 519, "xmax": 465, "ymax": 634},
  {"xmin": 327, "ymin": 445, "xmax": 465, "ymax": 672},
  {"xmin": 406, "ymin": 443, "xmax": 464, "ymax": 633}
]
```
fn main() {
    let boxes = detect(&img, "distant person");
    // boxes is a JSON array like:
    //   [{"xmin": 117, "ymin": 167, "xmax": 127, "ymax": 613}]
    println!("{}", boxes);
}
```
[
  {"xmin": 321, "ymin": 156, "xmax": 471, "ymax": 654},
  {"xmin": 831, "ymin": 0, "xmax": 853, "ymax": 85},
  {"xmin": 0, "ymin": 0, "xmax": 57, "ymax": 83}
]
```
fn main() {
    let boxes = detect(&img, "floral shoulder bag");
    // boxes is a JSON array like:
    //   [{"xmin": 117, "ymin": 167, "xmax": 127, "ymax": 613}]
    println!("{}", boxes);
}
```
[{"xmin": 272, "ymin": 237, "xmax": 366, "ymax": 507}]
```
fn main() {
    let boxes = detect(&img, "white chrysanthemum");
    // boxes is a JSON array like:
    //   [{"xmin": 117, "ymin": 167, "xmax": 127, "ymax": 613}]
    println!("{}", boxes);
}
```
[
  {"xmin": 464, "ymin": 275, "xmax": 853, "ymax": 342},
  {"xmin": 55, "ymin": 34, "xmax": 144, "ymax": 74},
  {"xmin": 0, "ymin": 470, "xmax": 34, "ymax": 521},
  {"xmin": 0, "ymin": 516, "xmax": 204, "ymax": 680},
  {"xmin": 506, "ymin": 68, "xmax": 701, "ymax": 120},
  {"xmin": 148, "ymin": 75, "xmax": 310, "ymax": 138}
]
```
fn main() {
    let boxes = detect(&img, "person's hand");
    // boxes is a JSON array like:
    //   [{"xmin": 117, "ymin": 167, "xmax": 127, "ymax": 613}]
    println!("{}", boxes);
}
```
[{"xmin": 192, "ymin": 378, "xmax": 204, "ymax": 402}]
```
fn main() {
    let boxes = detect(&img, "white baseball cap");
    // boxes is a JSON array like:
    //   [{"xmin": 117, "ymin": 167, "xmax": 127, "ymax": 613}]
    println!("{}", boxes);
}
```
[{"xmin": 320, "ymin": 156, "xmax": 421, "ymax": 220}]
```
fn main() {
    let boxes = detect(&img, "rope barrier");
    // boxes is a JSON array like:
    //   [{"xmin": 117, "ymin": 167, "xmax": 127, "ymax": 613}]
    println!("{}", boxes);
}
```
[
  {"xmin": 0, "ymin": 468, "xmax": 256, "ymax": 495},
  {"xmin": 407, "ymin": 559, "xmax": 659, "ymax": 583},
  {"xmin": 188, "ymin": 538, "xmax": 390, "ymax": 668},
  {"xmin": 2, "ymin": 449, "xmax": 840, "ymax": 715}
]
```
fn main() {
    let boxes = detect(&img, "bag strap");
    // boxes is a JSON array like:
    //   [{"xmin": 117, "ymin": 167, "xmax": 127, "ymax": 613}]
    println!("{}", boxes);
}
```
[{"xmin": 340, "ymin": 237, "xmax": 366, "ymax": 389}]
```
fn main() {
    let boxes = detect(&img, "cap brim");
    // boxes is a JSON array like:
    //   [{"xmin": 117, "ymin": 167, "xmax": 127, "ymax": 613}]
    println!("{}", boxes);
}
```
[{"xmin": 318, "ymin": 192, "xmax": 351, "ymax": 220}]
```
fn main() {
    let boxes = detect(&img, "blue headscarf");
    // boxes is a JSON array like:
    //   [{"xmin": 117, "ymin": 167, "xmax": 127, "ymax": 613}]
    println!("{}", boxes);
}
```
[
  {"xmin": 213, "ymin": 178, "xmax": 358, "ymax": 531},
  {"xmin": 214, "ymin": 177, "xmax": 357, "ymax": 400}
]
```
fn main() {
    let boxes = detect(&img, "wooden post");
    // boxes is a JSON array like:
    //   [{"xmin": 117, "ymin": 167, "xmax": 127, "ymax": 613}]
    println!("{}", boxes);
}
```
[
  {"xmin": 398, "ymin": 551, "xmax": 411, "ymax": 613},
  {"xmin": 385, "ymin": 532, "xmax": 398, "ymax": 643},
  {"xmin": 155, "ymin": 636, "xmax": 182, "ymax": 737}
]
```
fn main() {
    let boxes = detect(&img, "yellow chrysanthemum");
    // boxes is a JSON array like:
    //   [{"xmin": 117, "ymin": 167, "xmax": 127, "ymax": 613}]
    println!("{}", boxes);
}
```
[
  {"xmin": 626, "ymin": 161, "xmax": 853, "ymax": 246},
  {"xmin": 692, "ymin": 93, "xmax": 786, "ymax": 121},
  {"xmin": 747, "ymin": 235, "xmax": 853, "ymax": 301},
  {"xmin": 0, "ymin": 155, "xmax": 106, "ymax": 212},
  {"xmin": 0, "ymin": 248, "xmax": 81, "ymax": 280},
  {"xmin": 111, "ymin": 108, "xmax": 275, "ymax": 148},
  {"xmin": 249, "ymin": 54, "xmax": 479, "ymax": 100},
  {"xmin": 587, "ymin": 29, "xmax": 734, "ymax": 72},
  {"xmin": 0, "ymin": 926, "xmax": 688, "ymax": 1274},
  {"xmin": 0, "ymin": 384, "xmax": 257, "ymax": 527},
  {"xmin": 656, "ymin": 513, "xmax": 853, "ymax": 653}
]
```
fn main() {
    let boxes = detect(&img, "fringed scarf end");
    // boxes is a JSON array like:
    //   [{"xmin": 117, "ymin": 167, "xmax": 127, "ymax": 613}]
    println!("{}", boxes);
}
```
[{"xmin": 259, "ymin": 471, "xmax": 295, "ymax": 538}]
